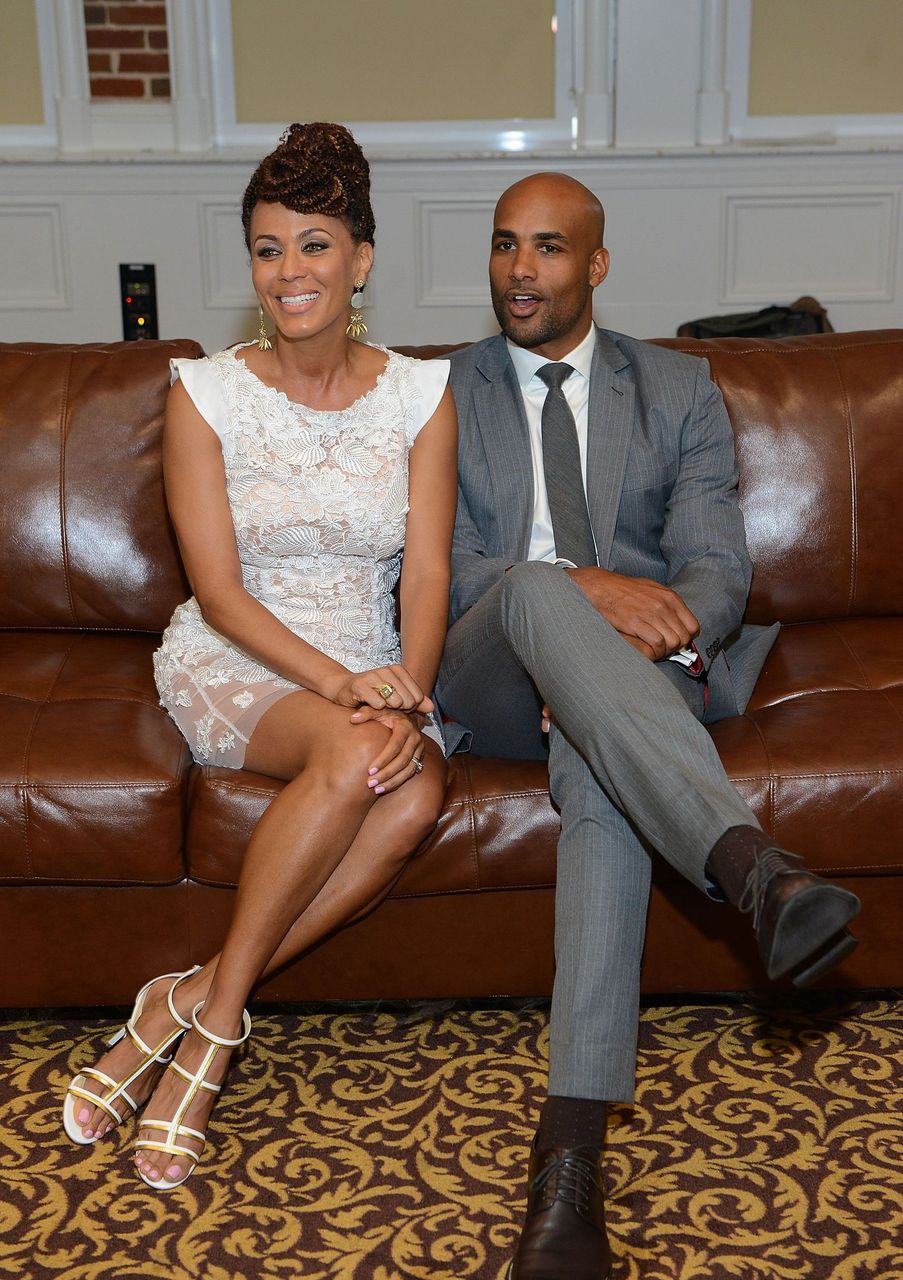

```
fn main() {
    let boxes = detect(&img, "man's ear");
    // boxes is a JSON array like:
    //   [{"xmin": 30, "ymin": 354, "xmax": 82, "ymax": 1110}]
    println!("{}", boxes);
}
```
[{"xmin": 589, "ymin": 247, "xmax": 610, "ymax": 288}]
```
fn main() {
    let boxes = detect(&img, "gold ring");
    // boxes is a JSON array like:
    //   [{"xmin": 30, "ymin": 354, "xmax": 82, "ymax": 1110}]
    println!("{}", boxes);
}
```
[
  {"xmin": 412, "ymin": 756, "xmax": 424, "ymax": 773},
  {"xmin": 377, "ymin": 683, "xmax": 395, "ymax": 699}
]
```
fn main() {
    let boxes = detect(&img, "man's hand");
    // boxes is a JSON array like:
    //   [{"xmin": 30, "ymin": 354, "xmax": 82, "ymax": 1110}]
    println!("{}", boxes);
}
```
[
  {"xmin": 620, "ymin": 633, "xmax": 658, "ymax": 661},
  {"xmin": 565, "ymin": 566, "xmax": 698, "ymax": 661}
]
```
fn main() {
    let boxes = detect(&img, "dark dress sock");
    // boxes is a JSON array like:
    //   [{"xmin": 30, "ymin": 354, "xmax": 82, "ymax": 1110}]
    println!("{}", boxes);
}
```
[
  {"xmin": 706, "ymin": 823, "xmax": 780, "ymax": 904},
  {"xmin": 537, "ymin": 1095, "xmax": 608, "ymax": 1153}
]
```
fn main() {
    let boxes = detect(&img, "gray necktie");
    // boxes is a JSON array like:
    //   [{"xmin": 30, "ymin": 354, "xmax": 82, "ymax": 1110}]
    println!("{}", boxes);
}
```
[{"xmin": 537, "ymin": 362, "xmax": 597, "ymax": 566}]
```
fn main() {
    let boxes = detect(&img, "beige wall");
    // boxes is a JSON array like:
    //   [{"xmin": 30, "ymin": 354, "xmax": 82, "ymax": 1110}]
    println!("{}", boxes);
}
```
[
  {"xmin": 749, "ymin": 0, "xmax": 903, "ymax": 117},
  {"xmin": 231, "ymin": 0, "xmax": 555, "ymax": 123},
  {"xmin": 0, "ymin": 0, "xmax": 44, "ymax": 125}
]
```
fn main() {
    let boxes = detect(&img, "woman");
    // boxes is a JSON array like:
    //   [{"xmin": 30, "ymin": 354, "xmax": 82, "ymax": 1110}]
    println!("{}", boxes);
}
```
[{"xmin": 62, "ymin": 122, "xmax": 457, "ymax": 1190}]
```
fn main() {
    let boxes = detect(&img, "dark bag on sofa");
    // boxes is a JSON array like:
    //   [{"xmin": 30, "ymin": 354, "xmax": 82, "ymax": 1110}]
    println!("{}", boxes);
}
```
[{"xmin": 677, "ymin": 295, "xmax": 833, "ymax": 339}]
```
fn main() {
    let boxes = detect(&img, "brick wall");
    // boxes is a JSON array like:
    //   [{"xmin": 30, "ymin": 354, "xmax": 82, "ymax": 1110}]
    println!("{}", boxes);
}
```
[{"xmin": 84, "ymin": 2, "xmax": 171, "ymax": 100}]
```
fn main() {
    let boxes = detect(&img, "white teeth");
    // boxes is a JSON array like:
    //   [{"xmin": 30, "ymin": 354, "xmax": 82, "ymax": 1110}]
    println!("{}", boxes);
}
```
[{"xmin": 279, "ymin": 293, "xmax": 317, "ymax": 305}]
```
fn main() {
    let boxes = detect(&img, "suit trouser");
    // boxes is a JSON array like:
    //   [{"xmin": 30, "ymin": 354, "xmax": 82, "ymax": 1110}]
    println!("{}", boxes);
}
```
[{"xmin": 436, "ymin": 563, "xmax": 758, "ymax": 1102}]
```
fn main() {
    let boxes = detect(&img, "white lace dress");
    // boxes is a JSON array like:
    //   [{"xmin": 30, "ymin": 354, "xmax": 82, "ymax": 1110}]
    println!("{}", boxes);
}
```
[{"xmin": 153, "ymin": 342, "xmax": 450, "ymax": 769}]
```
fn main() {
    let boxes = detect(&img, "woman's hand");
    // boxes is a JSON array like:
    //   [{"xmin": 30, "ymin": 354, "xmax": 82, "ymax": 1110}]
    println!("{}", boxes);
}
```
[
  {"xmin": 331, "ymin": 664, "xmax": 434, "ymax": 714},
  {"xmin": 356, "ymin": 709, "xmax": 428, "ymax": 795}
]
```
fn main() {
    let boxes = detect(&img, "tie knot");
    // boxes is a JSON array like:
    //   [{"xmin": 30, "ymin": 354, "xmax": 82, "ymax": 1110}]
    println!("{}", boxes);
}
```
[{"xmin": 537, "ymin": 362, "xmax": 574, "ymax": 392}]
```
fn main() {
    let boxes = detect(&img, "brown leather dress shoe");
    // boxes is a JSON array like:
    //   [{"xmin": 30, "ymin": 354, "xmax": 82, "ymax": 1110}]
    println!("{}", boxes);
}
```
[
  {"xmin": 507, "ymin": 1142, "xmax": 611, "ymax": 1279},
  {"xmin": 739, "ymin": 849, "xmax": 860, "ymax": 985}
]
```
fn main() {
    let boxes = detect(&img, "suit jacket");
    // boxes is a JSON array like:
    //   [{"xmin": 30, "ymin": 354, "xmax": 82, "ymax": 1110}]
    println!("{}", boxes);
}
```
[{"xmin": 448, "ymin": 326, "xmax": 778, "ymax": 721}]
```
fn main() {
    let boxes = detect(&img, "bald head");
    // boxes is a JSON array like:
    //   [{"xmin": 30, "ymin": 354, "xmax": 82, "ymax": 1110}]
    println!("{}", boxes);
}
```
[
  {"xmin": 495, "ymin": 172, "xmax": 606, "ymax": 247},
  {"xmin": 489, "ymin": 171, "xmax": 610, "ymax": 358}
]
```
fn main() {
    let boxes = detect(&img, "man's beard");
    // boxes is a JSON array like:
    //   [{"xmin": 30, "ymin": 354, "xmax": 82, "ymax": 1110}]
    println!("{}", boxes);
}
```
[{"xmin": 491, "ymin": 292, "xmax": 584, "ymax": 350}]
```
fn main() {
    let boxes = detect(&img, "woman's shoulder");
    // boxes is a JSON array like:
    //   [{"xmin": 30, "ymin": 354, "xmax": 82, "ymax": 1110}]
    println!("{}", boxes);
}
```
[
  {"xmin": 383, "ymin": 345, "xmax": 450, "ymax": 374},
  {"xmin": 378, "ymin": 348, "xmax": 450, "ymax": 443},
  {"xmin": 381, "ymin": 346, "xmax": 450, "ymax": 395},
  {"xmin": 170, "ymin": 342, "xmax": 247, "ymax": 383}
]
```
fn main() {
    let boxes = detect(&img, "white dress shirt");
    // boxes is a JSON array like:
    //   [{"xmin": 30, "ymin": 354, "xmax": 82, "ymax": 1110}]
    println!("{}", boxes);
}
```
[{"xmin": 506, "ymin": 329, "xmax": 698, "ymax": 670}]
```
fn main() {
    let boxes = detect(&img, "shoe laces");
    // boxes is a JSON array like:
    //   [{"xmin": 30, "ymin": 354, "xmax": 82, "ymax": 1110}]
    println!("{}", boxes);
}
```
[
  {"xmin": 531, "ymin": 1149, "xmax": 602, "ymax": 1217},
  {"xmin": 739, "ymin": 849, "xmax": 803, "ymax": 927}
]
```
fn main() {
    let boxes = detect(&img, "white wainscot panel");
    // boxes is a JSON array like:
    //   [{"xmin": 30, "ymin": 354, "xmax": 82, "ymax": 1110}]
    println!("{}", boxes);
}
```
[
  {"xmin": 200, "ymin": 201, "xmax": 251, "ymax": 309},
  {"xmin": 0, "ymin": 204, "xmax": 70, "ymax": 310},
  {"xmin": 722, "ymin": 192, "xmax": 898, "ymax": 304},
  {"xmin": 416, "ymin": 200, "xmax": 494, "ymax": 308}
]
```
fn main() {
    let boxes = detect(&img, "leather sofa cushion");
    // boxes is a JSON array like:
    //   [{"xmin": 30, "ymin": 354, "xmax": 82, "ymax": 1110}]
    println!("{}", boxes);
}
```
[
  {"xmin": 710, "ymin": 618, "xmax": 903, "ymax": 873},
  {"xmin": 0, "ymin": 340, "xmax": 199, "ymax": 631},
  {"xmin": 186, "ymin": 620, "xmax": 903, "ymax": 892},
  {"xmin": 662, "ymin": 331, "xmax": 903, "ymax": 627},
  {"xmin": 0, "ymin": 632, "xmax": 189, "ymax": 884},
  {"xmin": 187, "ymin": 755, "xmax": 560, "ymax": 895}
]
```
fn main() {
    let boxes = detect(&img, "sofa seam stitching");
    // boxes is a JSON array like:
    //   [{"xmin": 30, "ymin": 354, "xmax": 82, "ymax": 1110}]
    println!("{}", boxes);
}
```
[
  {"xmin": 828, "ymin": 622, "xmax": 873, "ymax": 688},
  {"xmin": 197, "ymin": 781, "xmax": 553, "ymax": 802},
  {"xmin": 742, "ymin": 713, "xmax": 776, "ymax": 832},
  {"xmin": 462, "ymin": 757, "xmax": 480, "ymax": 891},
  {"xmin": 57, "ymin": 353, "xmax": 78, "ymax": 626},
  {"xmin": 750, "ymin": 681, "xmax": 902, "ymax": 708},
  {"xmin": 832, "ymin": 351, "xmax": 858, "ymax": 613},
  {"xmin": 16, "ymin": 640, "xmax": 78, "ymax": 878},
  {"xmin": 667, "ymin": 338, "xmax": 903, "ymax": 355},
  {"xmin": 727, "ymin": 767, "xmax": 903, "ymax": 780},
  {"xmin": 1, "ymin": 782, "xmax": 180, "ymax": 791},
  {"xmin": 0, "ymin": 693, "xmax": 166, "ymax": 707}
]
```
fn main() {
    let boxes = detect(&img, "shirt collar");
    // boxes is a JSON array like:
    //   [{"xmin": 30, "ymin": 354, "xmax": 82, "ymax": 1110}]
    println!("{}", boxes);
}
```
[{"xmin": 506, "ymin": 324, "xmax": 597, "ymax": 392}]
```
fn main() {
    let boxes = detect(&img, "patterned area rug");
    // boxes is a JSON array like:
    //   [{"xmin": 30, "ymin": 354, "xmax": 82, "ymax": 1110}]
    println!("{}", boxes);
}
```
[{"xmin": 1, "ymin": 995, "xmax": 901, "ymax": 1280}]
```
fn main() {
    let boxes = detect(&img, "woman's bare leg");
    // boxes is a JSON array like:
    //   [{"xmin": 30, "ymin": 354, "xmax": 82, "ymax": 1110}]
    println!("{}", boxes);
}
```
[
  {"xmin": 72, "ymin": 693, "xmax": 444, "ymax": 1145},
  {"xmin": 132, "ymin": 691, "xmax": 445, "ymax": 1183}
]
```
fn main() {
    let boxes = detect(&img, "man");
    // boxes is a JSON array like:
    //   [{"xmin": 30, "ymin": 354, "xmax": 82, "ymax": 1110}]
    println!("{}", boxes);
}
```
[{"xmin": 435, "ymin": 173, "xmax": 860, "ymax": 1279}]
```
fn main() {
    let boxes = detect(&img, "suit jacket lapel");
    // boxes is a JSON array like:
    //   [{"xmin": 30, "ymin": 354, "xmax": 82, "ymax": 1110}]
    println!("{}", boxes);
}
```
[
  {"xmin": 586, "ymin": 326, "xmax": 635, "ymax": 569},
  {"xmin": 473, "ymin": 338, "xmax": 534, "ymax": 559}
]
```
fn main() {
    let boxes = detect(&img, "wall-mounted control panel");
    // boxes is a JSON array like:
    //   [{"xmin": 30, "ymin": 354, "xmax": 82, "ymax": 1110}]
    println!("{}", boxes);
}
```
[{"xmin": 119, "ymin": 263, "xmax": 158, "ymax": 340}]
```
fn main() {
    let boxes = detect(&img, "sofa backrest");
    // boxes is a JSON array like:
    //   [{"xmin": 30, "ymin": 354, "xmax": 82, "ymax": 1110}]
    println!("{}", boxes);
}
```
[
  {"xmin": 0, "ymin": 340, "xmax": 200, "ymax": 633},
  {"xmin": 2, "ymin": 331, "xmax": 900, "ymax": 635},
  {"xmin": 401, "ymin": 330, "xmax": 903, "ymax": 625},
  {"xmin": 661, "ymin": 330, "xmax": 903, "ymax": 625}
]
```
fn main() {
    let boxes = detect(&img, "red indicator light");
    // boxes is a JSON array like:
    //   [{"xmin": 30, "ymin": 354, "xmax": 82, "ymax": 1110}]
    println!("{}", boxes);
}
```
[{"xmin": 125, "ymin": 296, "xmax": 132, "ymax": 304}]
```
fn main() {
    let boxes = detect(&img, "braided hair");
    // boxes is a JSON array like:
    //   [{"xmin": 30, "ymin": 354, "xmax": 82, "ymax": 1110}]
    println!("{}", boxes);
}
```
[{"xmin": 241, "ymin": 122, "xmax": 375, "ymax": 248}]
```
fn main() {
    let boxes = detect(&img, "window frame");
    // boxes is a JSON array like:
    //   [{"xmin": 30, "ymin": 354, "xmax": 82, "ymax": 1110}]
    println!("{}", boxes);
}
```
[
  {"xmin": 207, "ymin": 0, "xmax": 585, "ymax": 154},
  {"xmin": 726, "ymin": 0, "xmax": 903, "ymax": 144}
]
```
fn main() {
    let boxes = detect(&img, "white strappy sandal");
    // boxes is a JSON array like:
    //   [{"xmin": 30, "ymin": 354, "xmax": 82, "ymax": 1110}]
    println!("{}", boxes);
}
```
[
  {"xmin": 62, "ymin": 966, "xmax": 201, "ymax": 1145},
  {"xmin": 133, "ymin": 1001, "xmax": 252, "ymax": 1190}
]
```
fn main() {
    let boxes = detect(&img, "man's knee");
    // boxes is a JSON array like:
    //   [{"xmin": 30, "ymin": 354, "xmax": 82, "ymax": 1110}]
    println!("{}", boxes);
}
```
[{"xmin": 499, "ymin": 561, "xmax": 567, "ymax": 639}]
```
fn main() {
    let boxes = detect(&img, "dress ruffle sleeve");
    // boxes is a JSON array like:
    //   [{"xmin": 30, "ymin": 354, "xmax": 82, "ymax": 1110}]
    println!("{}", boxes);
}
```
[
  {"xmin": 169, "ymin": 356, "xmax": 232, "ymax": 444},
  {"xmin": 406, "ymin": 359, "xmax": 451, "ymax": 446}
]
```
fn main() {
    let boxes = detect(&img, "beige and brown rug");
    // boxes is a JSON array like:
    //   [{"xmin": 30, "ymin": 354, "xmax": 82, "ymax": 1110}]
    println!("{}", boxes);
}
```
[{"xmin": 1, "ymin": 994, "xmax": 901, "ymax": 1279}]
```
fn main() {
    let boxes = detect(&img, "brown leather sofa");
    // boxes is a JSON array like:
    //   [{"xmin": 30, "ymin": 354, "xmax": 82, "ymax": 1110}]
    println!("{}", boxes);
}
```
[{"xmin": 2, "ymin": 332, "xmax": 901, "ymax": 1008}]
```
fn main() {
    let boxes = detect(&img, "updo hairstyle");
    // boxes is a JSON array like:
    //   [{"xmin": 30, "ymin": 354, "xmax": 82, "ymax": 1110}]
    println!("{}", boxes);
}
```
[{"xmin": 241, "ymin": 122, "xmax": 376, "ymax": 249}]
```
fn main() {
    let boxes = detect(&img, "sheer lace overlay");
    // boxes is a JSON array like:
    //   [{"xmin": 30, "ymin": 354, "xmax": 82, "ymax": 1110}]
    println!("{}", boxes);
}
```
[{"xmin": 153, "ymin": 343, "xmax": 449, "ymax": 768}]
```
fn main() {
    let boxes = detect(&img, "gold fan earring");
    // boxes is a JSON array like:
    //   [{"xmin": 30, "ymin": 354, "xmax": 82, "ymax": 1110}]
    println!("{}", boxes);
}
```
[
  {"xmin": 346, "ymin": 280, "xmax": 367, "ymax": 338},
  {"xmin": 256, "ymin": 305, "xmax": 272, "ymax": 352}
]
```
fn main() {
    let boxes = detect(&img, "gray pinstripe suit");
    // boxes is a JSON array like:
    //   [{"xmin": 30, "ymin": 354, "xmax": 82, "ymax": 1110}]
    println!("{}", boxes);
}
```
[{"xmin": 436, "ymin": 327, "xmax": 779, "ymax": 1101}]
